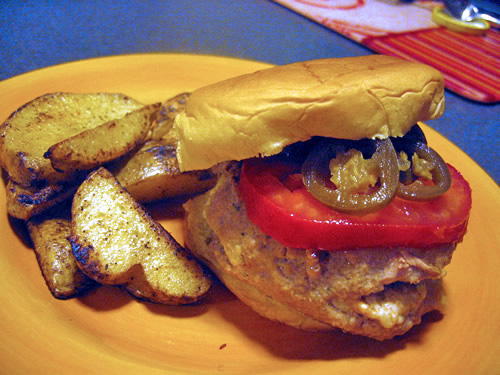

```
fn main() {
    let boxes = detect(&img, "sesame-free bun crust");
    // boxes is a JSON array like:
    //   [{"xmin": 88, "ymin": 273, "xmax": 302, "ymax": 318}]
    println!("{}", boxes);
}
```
[{"xmin": 174, "ymin": 55, "xmax": 445, "ymax": 172}]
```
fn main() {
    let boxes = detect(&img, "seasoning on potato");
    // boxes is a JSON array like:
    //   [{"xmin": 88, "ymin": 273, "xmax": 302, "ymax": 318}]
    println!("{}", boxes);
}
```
[
  {"xmin": 1, "ymin": 91, "xmax": 214, "ymax": 303},
  {"xmin": 6, "ymin": 178, "xmax": 79, "ymax": 220},
  {"xmin": 151, "ymin": 92, "xmax": 191, "ymax": 141},
  {"xmin": 44, "ymin": 102, "xmax": 161, "ymax": 173},
  {"xmin": 27, "ymin": 204, "xmax": 98, "ymax": 299},
  {"xmin": 70, "ymin": 167, "xmax": 212, "ymax": 305},
  {"xmin": 111, "ymin": 138, "xmax": 216, "ymax": 203},
  {"xmin": 0, "ymin": 92, "xmax": 144, "ymax": 187}
]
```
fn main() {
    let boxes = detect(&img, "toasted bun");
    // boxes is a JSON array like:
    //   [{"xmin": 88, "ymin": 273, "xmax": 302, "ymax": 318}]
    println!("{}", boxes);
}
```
[{"xmin": 174, "ymin": 55, "xmax": 445, "ymax": 171}]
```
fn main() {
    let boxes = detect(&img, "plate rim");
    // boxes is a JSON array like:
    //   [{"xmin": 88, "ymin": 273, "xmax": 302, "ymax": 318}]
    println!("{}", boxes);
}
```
[{"xmin": 0, "ymin": 53, "xmax": 499, "ymax": 375}]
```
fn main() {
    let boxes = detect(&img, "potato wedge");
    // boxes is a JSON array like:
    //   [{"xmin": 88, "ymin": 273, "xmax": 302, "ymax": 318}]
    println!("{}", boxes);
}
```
[
  {"xmin": 45, "ymin": 103, "xmax": 161, "ymax": 173},
  {"xmin": 6, "ymin": 178, "xmax": 79, "ymax": 220},
  {"xmin": 70, "ymin": 167, "xmax": 211, "ymax": 304},
  {"xmin": 110, "ymin": 139, "xmax": 215, "ymax": 203},
  {"xmin": 151, "ymin": 92, "xmax": 190, "ymax": 141},
  {"xmin": 0, "ymin": 92, "xmax": 143, "ymax": 186},
  {"xmin": 27, "ymin": 206, "xmax": 98, "ymax": 299}
]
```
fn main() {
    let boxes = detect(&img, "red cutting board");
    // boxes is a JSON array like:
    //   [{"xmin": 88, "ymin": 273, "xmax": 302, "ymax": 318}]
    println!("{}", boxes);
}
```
[{"xmin": 275, "ymin": 0, "xmax": 500, "ymax": 103}]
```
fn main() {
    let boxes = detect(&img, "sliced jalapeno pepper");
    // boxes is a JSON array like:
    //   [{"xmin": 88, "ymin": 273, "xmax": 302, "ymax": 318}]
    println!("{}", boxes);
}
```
[
  {"xmin": 302, "ymin": 138, "xmax": 400, "ymax": 215},
  {"xmin": 396, "ymin": 141, "xmax": 451, "ymax": 200}
]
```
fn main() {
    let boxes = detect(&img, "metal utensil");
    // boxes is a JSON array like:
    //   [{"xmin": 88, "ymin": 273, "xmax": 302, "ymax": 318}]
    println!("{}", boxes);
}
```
[
  {"xmin": 443, "ymin": 0, "xmax": 500, "ymax": 26},
  {"xmin": 433, "ymin": 7, "xmax": 490, "ymax": 34}
]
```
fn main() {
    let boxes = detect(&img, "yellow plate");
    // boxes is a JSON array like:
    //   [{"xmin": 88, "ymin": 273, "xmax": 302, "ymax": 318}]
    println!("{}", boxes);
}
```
[{"xmin": 0, "ymin": 54, "xmax": 499, "ymax": 374}]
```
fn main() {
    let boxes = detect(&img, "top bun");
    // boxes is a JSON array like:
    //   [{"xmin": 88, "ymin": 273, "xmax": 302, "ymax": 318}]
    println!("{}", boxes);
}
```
[{"xmin": 174, "ymin": 55, "xmax": 445, "ymax": 172}]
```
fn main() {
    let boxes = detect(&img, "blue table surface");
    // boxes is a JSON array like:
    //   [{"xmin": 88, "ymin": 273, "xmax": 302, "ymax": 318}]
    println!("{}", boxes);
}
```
[{"xmin": 1, "ymin": 0, "xmax": 498, "ymax": 184}]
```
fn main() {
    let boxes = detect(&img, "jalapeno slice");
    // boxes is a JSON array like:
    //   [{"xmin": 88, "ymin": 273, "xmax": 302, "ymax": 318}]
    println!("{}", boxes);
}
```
[
  {"xmin": 302, "ymin": 139, "xmax": 400, "ymax": 215},
  {"xmin": 396, "ymin": 141, "xmax": 451, "ymax": 200}
]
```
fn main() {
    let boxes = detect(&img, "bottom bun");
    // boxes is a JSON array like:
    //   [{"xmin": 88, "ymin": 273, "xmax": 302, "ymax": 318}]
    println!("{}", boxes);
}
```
[
  {"xmin": 184, "ymin": 162, "xmax": 454, "ymax": 340},
  {"xmin": 204, "ymin": 251, "xmax": 333, "ymax": 331}
]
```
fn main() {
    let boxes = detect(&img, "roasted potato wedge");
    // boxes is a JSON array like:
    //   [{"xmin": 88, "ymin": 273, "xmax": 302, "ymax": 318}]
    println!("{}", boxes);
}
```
[
  {"xmin": 71, "ymin": 167, "xmax": 211, "ymax": 304},
  {"xmin": 6, "ymin": 178, "xmax": 79, "ymax": 220},
  {"xmin": 27, "ymin": 207, "xmax": 98, "ymax": 299},
  {"xmin": 110, "ymin": 139, "xmax": 215, "ymax": 203},
  {"xmin": 45, "ymin": 103, "xmax": 161, "ymax": 173},
  {"xmin": 0, "ymin": 92, "xmax": 143, "ymax": 186},
  {"xmin": 151, "ymin": 92, "xmax": 190, "ymax": 141}
]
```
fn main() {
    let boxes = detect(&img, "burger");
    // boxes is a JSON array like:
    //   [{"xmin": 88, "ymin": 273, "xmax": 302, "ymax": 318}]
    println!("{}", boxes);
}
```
[{"xmin": 173, "ymin": 55, "xmax": 471, "ymax": 340}]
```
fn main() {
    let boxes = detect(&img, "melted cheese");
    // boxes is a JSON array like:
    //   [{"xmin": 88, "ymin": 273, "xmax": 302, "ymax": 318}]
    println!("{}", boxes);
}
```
[{"xmin": 356, "ymin": 283, "xmax": 427, "ymax": 329}]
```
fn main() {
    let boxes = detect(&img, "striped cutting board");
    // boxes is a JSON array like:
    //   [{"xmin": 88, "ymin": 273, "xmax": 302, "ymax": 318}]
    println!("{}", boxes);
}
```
[{"xmin": 275, "ymin": 0, "xmax": 500, "ymax": 103}]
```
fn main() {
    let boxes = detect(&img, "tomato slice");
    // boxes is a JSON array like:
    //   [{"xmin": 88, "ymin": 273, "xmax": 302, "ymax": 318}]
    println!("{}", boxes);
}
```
[{"xmin": 239, "ymin": 158, "xmax": 471, "ymax": 250}]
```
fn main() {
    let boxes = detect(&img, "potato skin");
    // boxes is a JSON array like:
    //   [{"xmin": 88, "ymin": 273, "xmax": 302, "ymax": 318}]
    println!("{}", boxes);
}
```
[
  {"xmin": 0, "ymin": 92, "xmax": 143, "ymax": 186},
  {"xmin": 1, "ymin": 91, "xmax": 214, "ymax": 304},
  {"xmin": 6, "ymin": 179, "xmax": 79, "ymax": 220},
  {"xmin": 111, "ymin": 139, "xmax": 216, "ymax": 203},
  {"xmin": 27, "ymin": 212, "xmax": 98, "ymax": 299},
  {"xmin": 151, "ymin": 92, "xmax": 191, "ymax": 141},
  {"xmin": 109, "ymin": 92, "xmax": 216, "ymax": 203},
  {"xmin": 70, "ymin": 167, "xmax": 211, "ymax": 304},
  {"xmin": 45, "ymin": 103, "xmax": 161, "ymax": 173}
]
